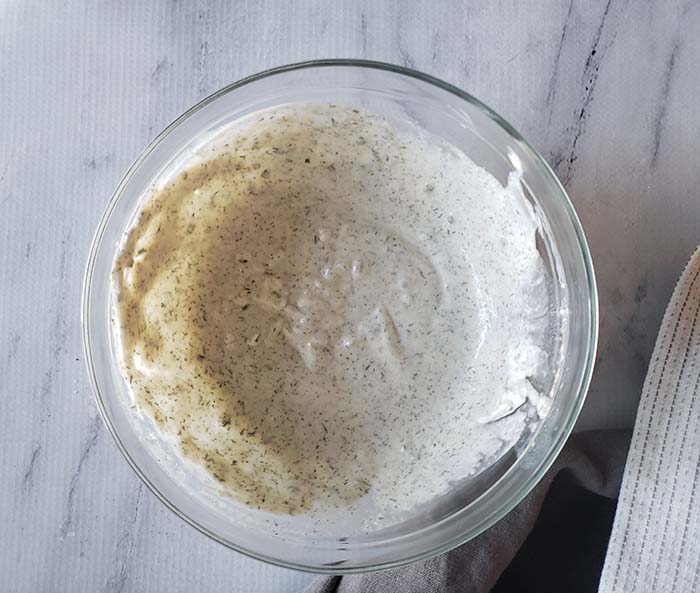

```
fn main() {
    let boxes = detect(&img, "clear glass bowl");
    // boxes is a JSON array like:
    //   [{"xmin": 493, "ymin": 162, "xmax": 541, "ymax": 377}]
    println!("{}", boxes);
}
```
[{"xmin": 82, "ymin": 60, "xmax": 597, "ymax": 573}]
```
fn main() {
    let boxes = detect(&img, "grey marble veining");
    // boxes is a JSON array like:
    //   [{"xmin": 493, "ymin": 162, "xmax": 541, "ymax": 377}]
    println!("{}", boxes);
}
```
[{"xmin": 1, "ymin": 1, "xmax": 699, "ymax": 591}]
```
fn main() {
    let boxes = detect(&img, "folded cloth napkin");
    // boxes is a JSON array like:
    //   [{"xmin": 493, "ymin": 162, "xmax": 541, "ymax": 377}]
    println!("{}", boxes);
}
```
[
  {"xmin": 306, "ymin": 247, "xmax": 700, "ymax": 593},
  {"xmin": 599, "ymin": 247, "xmax": 700, "ymax": 593}
]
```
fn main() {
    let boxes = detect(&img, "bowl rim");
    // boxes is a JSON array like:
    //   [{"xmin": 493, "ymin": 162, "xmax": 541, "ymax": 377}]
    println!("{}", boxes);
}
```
[{"xmin": 81, "ymin": 58, "xmax": 599, "ymax": 574}]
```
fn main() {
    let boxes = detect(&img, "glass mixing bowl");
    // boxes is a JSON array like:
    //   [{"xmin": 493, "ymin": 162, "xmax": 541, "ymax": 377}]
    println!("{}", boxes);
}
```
[{"xmin": 82, "ymin": 60, "xmax": 597, "ymax": 573}]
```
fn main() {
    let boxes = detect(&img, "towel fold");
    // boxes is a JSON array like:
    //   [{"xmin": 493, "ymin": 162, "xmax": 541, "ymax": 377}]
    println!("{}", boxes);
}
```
[{"xmin": 599, "ymin": 247, "xmax": 700, "ymax": 593}]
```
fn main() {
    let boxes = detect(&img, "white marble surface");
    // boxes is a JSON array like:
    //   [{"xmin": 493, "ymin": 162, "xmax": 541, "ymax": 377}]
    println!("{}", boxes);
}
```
[{"xmin": 2, "ymin": 1, "xmax": 699, "ymax": 591}]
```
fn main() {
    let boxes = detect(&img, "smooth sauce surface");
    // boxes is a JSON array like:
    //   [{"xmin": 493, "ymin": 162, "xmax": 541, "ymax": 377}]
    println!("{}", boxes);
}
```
[{"xmin": 114, "ymin": 104, "xmax": 551, "ymax": 516}]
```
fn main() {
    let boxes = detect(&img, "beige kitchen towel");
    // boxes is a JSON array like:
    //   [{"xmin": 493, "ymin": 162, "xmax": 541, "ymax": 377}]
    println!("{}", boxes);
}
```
[{"xmin": 599, "ymin": 247, "xmax": 700, "ymax": 592}]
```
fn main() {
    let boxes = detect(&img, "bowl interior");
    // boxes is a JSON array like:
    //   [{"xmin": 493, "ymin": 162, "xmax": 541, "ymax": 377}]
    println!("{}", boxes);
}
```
[{"xmin": 83, "ymin": 61, "xmax": 597, "ymax": 572}]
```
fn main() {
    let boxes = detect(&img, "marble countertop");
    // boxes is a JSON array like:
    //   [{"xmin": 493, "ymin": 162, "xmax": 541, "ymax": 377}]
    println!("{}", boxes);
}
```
[{"xmin": 2, "ymin": 1, "xmax": 699, "ymax": 591}]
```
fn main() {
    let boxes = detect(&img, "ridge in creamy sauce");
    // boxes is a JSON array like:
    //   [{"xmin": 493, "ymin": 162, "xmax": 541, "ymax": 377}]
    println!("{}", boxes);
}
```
[{"xmin": 113, "ymin": 103, "xmax": 554, "ymax": 517}]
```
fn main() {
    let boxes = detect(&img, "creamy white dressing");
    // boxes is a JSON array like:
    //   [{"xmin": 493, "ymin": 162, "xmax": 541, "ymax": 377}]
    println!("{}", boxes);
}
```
[{"xmin": 113, "ymin": 103, "xmax": 552, "ymax": 517}]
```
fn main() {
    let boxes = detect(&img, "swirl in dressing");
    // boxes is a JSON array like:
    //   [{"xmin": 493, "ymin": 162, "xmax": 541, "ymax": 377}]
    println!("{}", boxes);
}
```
[{"xmin": 114, "ymin": 104, "xmax": 552, "ymax": 516}]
